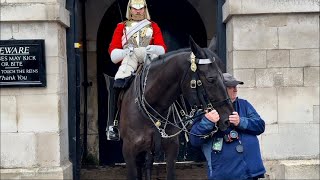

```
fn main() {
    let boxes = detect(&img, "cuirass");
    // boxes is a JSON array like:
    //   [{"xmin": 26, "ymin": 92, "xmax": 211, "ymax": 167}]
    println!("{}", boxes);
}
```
[{"xmin": 123, "ymin": 20, "xmax": 153, "ymax": 48}]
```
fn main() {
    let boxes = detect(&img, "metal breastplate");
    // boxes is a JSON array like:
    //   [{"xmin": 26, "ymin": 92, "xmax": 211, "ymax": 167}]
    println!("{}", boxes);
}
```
[{"xmin": 123, "ymin": 20, "xmax": 153, "ymax": 49}]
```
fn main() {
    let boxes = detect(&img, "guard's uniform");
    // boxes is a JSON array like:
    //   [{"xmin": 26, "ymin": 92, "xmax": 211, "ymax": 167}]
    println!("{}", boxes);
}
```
[
  {"xmin": 108, "ymin": 20, "xmax": 167, "ymax": 54},
  {"xmin": 108, "ymin": 20, "xmax": 167, "ymax": 80},
  {"xmin": 106, "ymin": 0, "xmax": 167, "ymax": 141}
]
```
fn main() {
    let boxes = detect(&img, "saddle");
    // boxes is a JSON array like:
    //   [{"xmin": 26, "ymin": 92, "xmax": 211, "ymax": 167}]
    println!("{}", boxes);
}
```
[{"xmin": 115, "ymin": 63, "xmax": 145, "ymax": 113}]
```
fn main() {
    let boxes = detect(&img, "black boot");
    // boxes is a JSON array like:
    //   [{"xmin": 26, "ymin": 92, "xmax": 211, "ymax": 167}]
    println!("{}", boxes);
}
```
[
  {"xmin": 113, "ymin": 75, "xmax": 135, "ymax": 89},
  {"xmin": 106, "ymin": 88, "xmax": 121, "ymax": 141}
]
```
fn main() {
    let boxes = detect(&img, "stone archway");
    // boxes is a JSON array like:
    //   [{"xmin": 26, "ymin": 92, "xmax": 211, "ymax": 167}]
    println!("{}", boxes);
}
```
[{"xmin": 85, "ymin": 0, "xmax": 218, "ymax": 165}]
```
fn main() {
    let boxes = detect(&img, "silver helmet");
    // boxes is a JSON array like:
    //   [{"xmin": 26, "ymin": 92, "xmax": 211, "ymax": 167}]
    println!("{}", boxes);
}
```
[{"xmin": 125, "ymin": 0, "xmax": 151, "ymax": 20}]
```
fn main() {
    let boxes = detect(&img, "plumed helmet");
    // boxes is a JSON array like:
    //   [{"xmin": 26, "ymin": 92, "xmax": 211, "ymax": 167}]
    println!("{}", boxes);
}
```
[{"xmin": 125, "ymin": 0, "xmax": 151, "ymax": 20}]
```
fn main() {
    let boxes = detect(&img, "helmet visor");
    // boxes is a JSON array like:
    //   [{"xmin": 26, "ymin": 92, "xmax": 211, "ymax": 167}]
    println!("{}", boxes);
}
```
[{"xmin": 131, "ymin": 4, "xmax": 145, "ymax": 9}]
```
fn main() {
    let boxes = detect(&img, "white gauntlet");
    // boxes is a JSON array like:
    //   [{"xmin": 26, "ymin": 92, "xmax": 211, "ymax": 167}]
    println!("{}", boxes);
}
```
[
  {"xmin": 110, "ymin": 48, "xmax": 130, "ymax": 64},
  {"xmin": 146, "ymin": 45, "xmax": 165, "ymax": 56},
  {"xmin": 133, "ymin": 47, "xmax": 147, "ymax": 63},
  {"xmin": 133, "ymin": 47, "xmax": 146, "ymax": 55}
]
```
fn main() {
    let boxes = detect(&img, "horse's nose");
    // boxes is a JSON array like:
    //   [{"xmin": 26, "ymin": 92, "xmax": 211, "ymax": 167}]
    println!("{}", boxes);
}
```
[
  {"xmin": 223, "ymin": 120, "xmax": 230, "ymax": 127},
  {"xmin": 218, "ymin": 118, "xmax": 230, "ymax": 131}
]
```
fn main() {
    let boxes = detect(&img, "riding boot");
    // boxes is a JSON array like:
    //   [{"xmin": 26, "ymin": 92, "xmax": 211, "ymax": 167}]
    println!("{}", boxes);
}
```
[
  {"xmin": 113, "ymin": 74, "xmax": 135, "ymax": 89},
  {"xmin": 106, "ymin": 88, "xmax": 121, "ymax": 141}
]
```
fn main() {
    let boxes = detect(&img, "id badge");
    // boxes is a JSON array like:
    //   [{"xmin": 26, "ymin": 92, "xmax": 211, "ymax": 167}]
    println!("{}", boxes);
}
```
[{"xmin": 212, "ymin": 138, "xmax": 223, "ymax": 152}]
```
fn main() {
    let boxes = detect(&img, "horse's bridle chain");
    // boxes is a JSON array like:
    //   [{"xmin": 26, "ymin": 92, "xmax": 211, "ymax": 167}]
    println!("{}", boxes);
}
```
[
  {"xmin": 139, "ymin": 65, "xmax": 184, "ymax": 138},
  {"xmin": 137, "ymin": 52, "xmax": 230, "ymax": 139}
]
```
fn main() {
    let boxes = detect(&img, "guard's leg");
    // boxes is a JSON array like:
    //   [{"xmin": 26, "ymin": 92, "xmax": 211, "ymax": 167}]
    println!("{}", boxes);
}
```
[
  {"xmin": 114, "ymin": 54, "xmax": 138, "ymax": 88},
  {"xmin": 114, "ymin": 48, "xmax": 146, "ymax": 88},
  {"xmin": 106, "ymin": 88, "xmax": 121, "ymax": 141}
]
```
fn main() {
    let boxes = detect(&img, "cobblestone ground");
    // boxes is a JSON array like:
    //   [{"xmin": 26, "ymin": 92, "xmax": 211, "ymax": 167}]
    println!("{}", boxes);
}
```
[{"xmin": 81, "ymin": 162, "xmax": 208, "ymax": 180}]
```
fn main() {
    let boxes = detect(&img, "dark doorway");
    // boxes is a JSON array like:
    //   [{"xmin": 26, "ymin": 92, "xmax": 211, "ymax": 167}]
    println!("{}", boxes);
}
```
[{"xmin": 97, "ymin": 0, "xmax": 209, "ymax": 165}]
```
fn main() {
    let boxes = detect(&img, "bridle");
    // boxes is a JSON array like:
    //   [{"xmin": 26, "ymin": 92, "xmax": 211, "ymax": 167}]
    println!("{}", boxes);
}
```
[
  {"xmin": 134, "ymin": 51, "xmax": 231, "ymax": 139},
  {"xmin": 181, "ymin": 52, "xmax": 232, "ymax": 114}
]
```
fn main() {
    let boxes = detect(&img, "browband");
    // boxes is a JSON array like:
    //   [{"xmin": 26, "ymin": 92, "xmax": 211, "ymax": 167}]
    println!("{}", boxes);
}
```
[{"xmin": 197, "ymin": 57, "xmax": 215, "ymax": 64}]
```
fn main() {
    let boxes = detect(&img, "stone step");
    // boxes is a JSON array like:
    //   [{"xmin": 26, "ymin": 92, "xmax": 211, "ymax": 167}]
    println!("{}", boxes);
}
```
[
  {"xmin": 264, "ymin": 160, "xmax": 320, "ymax": 179},
  {"xmin": 81, "ymin": 162, "xmax": 207, "ymax": 180}
]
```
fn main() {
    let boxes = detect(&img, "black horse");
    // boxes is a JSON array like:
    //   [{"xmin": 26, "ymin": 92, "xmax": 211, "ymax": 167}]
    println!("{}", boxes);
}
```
[{"xmin": 118, "ymin": 37, "xmax": 233, "ymax": 180}]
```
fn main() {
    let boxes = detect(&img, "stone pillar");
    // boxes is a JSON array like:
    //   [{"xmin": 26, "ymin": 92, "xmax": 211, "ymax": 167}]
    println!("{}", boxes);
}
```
[
  {"xmin": 0, "ymin": 0, "xmax": 72, "ymax": 179},
  {"xmin": 223, "ymin": 0, "xmax": 319, "ymax": 179}
]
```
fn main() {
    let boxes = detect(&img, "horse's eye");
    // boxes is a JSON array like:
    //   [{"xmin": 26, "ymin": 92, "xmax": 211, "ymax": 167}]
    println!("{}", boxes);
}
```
[
  {"xmin": 207, "ymin": 76, "xmax": 215, "ymax": 83},
  {"xmin": 198, "ymin": 65, "xmax": 216, "ymax": 83}
]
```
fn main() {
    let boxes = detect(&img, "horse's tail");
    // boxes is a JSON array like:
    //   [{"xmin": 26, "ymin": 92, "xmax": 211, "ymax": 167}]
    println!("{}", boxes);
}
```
[{"xmin": 152, "ymin": 130, "xmax": 162, "ymax": 162}]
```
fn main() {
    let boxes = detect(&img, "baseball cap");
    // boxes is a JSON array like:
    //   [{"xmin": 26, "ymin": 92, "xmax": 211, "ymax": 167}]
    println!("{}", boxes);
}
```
[{"xmin": 223, "ymin": 73, "xmax": 244, "ymax": 87}]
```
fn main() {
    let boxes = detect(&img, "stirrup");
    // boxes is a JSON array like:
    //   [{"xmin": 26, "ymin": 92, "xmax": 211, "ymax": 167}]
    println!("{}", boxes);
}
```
[
  {"xmin": 106, "ymin": 126, "xmax": 120, "ymax": 141},
  {"xmin": 106, "ymin": 120, "xmax": 120, "ymax": 141}
]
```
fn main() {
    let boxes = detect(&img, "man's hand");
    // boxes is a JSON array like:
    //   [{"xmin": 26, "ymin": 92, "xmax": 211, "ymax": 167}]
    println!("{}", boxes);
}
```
[
  {"xmin": 110, "ymin": 48, "xmax": 131, "ymax": 64},
  {"xmin": 146, "ymin": 45, "xmax": 165, "ymax": 55},
  {"xmin": 229, "ymin": 112, "xmax": 240, "ymax": 126},
  {"xmin": 134, "ymin": 47, "xmax": 146, "ymax": 55},
  {"xmin": 205, "ymin": 109, "xmax": 220, "ymax": 123}
]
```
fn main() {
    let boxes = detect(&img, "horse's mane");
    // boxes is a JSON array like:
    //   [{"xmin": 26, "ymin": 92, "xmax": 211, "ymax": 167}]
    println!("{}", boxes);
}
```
[
  {"xmin": 156, "ymin": 48, "xmax": 190, "ymax": 60},
  {"xmin": 150, "ymin": 48, "xmax": 191, "ymax": 64},
  {"xmin": 148, "ymin": 46, "xmax": 225, "ymax": 71},
  {"xmin": 206, "ymin": 49, "xmax": 226, "ymax": 71}
]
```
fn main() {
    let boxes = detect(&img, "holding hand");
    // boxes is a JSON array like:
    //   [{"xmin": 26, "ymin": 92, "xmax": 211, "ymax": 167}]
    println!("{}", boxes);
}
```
[
  {"xmin": 110, "ymin": 48, "xmax": 131, "ymax": 64},
  {"xmin": 229, "ymin": 112, "xmax": 240, "ymax": 126},
  {"xmin": 146, "ymin": 45, "xmax": 165, "ymax": 55},
  {"xmin": 205, "ymin": 109, "xmax": 220, "ymax": 123},
  {"xmin": 134, "ymin": 47, "xmax": 146, "ymax": 55}
]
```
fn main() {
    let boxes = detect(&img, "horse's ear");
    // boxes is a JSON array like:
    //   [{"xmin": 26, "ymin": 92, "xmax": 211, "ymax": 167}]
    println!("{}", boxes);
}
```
[
  {"xmin": 208, "ymin": 35, "xmax": 217, "ymax": 53},
  {"xmin": 189, "ymin": 36, "xmax": 202, "ymax": 57}
]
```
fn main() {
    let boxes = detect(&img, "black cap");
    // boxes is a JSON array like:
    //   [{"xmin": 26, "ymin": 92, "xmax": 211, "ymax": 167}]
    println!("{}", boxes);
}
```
[{"xmin": 223, "ymin": 73, "xmax": 244, "ymax": 87}]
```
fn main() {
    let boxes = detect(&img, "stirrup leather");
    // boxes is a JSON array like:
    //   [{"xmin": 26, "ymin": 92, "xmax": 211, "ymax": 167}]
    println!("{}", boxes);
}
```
[{"xmin": 113, "ymin": 120, "xmax": 119, "ymax": 126}]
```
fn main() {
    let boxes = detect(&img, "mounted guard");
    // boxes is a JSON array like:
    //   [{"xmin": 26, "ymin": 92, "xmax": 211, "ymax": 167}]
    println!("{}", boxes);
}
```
[{"xmin": 107, "ymin": 0, "xmax": 167, "ymax": 140}]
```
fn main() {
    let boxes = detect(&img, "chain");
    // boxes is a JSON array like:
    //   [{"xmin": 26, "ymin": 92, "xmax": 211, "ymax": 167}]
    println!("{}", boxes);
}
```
[{"xmin": 139, "ymin": 64, "xmax": 218, "ymax": 139}]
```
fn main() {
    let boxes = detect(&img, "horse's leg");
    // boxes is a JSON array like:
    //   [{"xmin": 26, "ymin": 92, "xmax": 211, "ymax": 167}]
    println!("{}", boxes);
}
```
[
  {"xmin": 162, "ymin": 137, "xmax": 179, "ymax": 180},
  {"xmin": 136, "ymin": 164, "xmax": 143, "ymax": 180},
  {"xmin": 144, "ymin": 152, "xmax": 154, "ymax": 180},
  {"xmin": 122, "ymin": 142, "xmax": 139, "ymax": 180},
  {"xmin": 136, "ymin": 152, "xmax": 146, "ymax": 180}
]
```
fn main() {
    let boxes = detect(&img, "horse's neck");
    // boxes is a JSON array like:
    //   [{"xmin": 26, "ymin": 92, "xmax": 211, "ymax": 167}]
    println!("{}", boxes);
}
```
[{"xmin": 143, "ymin": 54, "xmax": 188, "ymax": 111}]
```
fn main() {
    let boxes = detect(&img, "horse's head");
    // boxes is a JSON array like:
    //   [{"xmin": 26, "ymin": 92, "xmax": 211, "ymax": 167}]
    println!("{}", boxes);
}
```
[{"xmin": 181, "ymin": 36, "xmax": 233, "ymax": 131}]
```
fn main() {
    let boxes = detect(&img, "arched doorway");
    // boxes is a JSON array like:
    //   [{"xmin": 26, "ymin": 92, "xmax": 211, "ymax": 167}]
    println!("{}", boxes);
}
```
[{"xmin": 96, "ymin": 0, "xmax": 214, "ymax": 165}]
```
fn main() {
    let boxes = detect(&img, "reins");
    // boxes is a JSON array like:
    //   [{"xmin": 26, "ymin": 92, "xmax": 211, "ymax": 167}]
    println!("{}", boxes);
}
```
[
  {"xmin": 134, "ymin": 51, "xmax": 230, "ymax": 139},
  {"xmin": 136, "ymin": 63, "xmax": 185, "ymax": 138}
]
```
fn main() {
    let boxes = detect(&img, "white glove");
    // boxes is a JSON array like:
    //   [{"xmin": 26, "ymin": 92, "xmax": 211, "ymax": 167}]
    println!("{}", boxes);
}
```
[
  {"xmin": 133, "ymin": 47, "xmax": 146, "ymax": 55},
  {"xmin": 133, "ymin": 47, "xmax": 146, "ymax": 63},
  {"xmin": 146, "ymin": 45, "xmax": 165, "ymax": 56},
  {"xmin": 110, "ymin": 48, "xmax": 130, "ymax": 64}
]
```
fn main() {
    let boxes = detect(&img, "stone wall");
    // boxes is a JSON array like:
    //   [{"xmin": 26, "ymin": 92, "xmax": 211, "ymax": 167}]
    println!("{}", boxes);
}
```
[
  {"xmin": 223, "ymin": 0, "xmax": 319, "ymax": 178},
  {"xmin": 0, "ymin": 0, "xmax": 72, "ymax": 179},
  {"xmin": 1, "ymin": 0, "xmax": 319, "ymax": 179}
]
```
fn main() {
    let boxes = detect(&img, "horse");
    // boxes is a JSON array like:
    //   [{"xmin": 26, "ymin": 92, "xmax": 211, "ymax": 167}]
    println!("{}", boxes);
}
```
[{"xmin": 118, "ymin": 36, "xmax": 234, "ymax": 180}]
